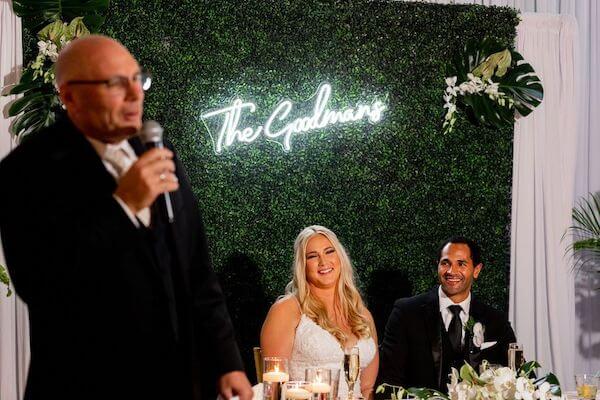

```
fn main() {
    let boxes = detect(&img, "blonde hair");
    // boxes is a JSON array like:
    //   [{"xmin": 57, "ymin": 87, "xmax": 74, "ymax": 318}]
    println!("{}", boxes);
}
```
[{"xmin": 285, "ymin": 225, "xmax": 371, "ymax": 345}]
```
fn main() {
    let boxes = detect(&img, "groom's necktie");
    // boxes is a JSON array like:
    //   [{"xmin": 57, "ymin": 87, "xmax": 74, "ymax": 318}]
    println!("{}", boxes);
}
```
[{"xmin": 448, "ymin": 305, "xmax": 463, "ymax": 353}]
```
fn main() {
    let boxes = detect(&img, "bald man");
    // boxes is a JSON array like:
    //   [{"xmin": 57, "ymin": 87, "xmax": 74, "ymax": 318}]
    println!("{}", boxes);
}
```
[{"xmin": 0, "ymin": 35, "xmax": 252, "ymax": 400}]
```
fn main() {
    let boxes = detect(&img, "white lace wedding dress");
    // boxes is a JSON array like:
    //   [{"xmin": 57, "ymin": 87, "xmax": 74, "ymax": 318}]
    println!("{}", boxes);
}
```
[{"xmin": 289, "ymin": 315, "xmax": 377, "ymax": 399}]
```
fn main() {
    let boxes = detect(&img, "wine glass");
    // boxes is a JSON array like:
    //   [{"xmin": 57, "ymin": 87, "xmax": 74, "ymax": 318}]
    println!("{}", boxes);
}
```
[{"xmin": 343, "ymin": 346, "xmax": 360, "ymax": 400}]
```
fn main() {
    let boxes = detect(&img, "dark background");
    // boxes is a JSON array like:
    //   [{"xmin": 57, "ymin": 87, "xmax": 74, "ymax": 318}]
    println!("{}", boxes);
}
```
[{"xmin": 94, "ymin": 0, "xmax": 516, "ymax": 380}]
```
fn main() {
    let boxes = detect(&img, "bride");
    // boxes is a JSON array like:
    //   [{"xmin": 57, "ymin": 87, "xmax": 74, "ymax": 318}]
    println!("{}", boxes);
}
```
[{"xmin": 261, "ymin": 225, "xmax": 379, "ymax": 399}]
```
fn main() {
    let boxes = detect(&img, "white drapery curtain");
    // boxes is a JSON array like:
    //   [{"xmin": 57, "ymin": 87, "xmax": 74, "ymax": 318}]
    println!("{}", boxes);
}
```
[
  {"xmin": 0, "ymin": 1, "xmax": 29, "ymax": 400},
  {"xmin": 510, "ymin": 13, "xmax": 578, "ymax": 388}
]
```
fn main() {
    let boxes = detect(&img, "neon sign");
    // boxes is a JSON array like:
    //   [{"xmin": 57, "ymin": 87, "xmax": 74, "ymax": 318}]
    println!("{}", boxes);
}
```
[{"xmin": 201, "ymin": 83, "xmax": 386, "ymax": 153}]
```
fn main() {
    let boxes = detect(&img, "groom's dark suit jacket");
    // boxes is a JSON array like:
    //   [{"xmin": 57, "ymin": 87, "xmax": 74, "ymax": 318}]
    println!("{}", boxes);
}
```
[
  {"xmin": 0, "ymin": 116, "xmax": 243, "ymax": 400},
  {"xmin": 378, "ymin": 288, "xmax": 516, "ymax": 392}
]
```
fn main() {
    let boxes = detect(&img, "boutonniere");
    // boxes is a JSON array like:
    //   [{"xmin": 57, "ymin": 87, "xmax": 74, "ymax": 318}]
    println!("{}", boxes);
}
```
[{"xmin": 464, "ymin": 317, "xmax": 485, "ymax": 349}]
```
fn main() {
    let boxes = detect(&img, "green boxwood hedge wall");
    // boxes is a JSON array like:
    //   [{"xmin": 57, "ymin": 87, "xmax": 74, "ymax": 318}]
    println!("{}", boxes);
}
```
[{"xmin": 99, "ymin": 0, "xmax": 518, "ymax": 374}]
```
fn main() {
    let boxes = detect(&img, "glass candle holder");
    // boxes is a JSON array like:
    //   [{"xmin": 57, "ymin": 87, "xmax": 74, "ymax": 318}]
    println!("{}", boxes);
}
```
[
  {"xmin": 263, "ymin": 357, "xmax": 289, "ymax": 400},
  {"xmin": 305, "ymin": 368, "xmax": 332, "ymax": 400},
  {"xmin": 285, "ymin": 381, "xmax": 312, "ymax": 400},
  {"xmin": 575, "ymin": 374, "xmax": 599, "ymax": 400}
]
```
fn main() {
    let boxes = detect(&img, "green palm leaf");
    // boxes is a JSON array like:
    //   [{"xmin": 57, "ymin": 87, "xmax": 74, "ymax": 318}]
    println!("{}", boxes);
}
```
[
  {"xmin": 12, "ymin": 0, "xmax": 109, "ymax": 32},
  {"xmin": 565, "ymin": 192, "xmax": 600, "ymax": 278}
]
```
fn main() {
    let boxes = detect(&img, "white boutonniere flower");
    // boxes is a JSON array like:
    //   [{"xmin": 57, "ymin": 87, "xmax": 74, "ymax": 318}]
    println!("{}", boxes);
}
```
[
  {"xmin": 464, "ymin": 317, "xmax": 485, "ymax": 350},
  {"xmin": 473, "ymin": 322, "xmax": 485, "ymax": 348}
]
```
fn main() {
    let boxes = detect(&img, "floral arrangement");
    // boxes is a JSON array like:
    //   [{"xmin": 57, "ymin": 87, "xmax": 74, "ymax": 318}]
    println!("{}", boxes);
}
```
[
  {"xmin": 376, "ymin": 361, "xmax": 561, "ymax": 400},
  {"xmin": 442, "ymin": 38, "xmax": 543, "ymax": 134},
  {"xmin": 5, "ymin": 18, "xmax": 90, "ymax": 141}
]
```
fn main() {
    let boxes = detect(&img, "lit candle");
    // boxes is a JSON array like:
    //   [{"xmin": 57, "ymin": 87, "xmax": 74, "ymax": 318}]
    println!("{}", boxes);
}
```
[
  {"xmin": 285, "ymin": 388, "xmax": 311, "ymax": 400},
  {"xmin": 309, "ymin": 382, "xmax": 331, "ymax": 394},
  {"xmin": 263, "ymin": 371, "xmax": 290, "ymax": 383}
]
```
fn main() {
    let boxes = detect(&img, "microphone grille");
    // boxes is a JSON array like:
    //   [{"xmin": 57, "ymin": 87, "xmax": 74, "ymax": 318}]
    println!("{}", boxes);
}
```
[{"xmin": 140, "ymin": 120, "xmax": 163, "ymax": 144}]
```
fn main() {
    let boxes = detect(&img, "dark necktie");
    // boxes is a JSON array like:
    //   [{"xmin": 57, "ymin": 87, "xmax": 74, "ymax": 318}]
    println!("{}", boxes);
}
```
[{"xmin": 448, "ymin": 305, "xmax": 463, "ymax": 353}]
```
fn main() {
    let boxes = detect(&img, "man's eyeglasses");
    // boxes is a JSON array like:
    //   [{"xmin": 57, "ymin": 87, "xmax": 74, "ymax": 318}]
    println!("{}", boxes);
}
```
[{"xmin": 65, "ymin": 70, "xmax": 152, "ymax": 93}]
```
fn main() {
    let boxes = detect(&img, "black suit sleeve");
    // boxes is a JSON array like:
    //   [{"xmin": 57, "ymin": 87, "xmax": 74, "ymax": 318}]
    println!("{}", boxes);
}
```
[
  {"xmin": 378, "ymin": 299, "xmax": 409, "ymax": 388},
  {"xmin": 0, "ymin": 155, "xmax": 139, "ymax": 306}
]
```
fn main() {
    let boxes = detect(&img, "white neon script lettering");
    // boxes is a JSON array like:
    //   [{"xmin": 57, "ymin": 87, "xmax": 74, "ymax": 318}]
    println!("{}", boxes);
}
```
[{"xmin": 201, "ymin": 83, "xmax": 386, "ymax": 153}]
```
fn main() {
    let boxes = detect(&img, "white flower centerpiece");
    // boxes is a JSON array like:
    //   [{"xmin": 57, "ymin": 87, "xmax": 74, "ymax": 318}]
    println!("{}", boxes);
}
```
[{"xmin": 377, "ymin": 361, "xmax": 561, "ymax": 400}]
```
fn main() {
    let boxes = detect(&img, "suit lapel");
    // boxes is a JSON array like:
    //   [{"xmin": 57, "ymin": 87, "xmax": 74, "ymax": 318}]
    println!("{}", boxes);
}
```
[
  {"xmin": 469, "ymin": 297, "xmax": 485, "ymax": 328},
  {"xmin": 58, "ymin": 118, "xmax": 117, "ymax": 194},
  {"xmin": 466, "ymin": 296, "xmax": 485, "ymax": 369},
  {"xmin": 421, "ymin": 288, "xmax": 443, "ymax": 389}
]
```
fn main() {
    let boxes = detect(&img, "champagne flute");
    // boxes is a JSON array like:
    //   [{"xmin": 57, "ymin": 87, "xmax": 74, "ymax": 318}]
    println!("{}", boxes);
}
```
[{"xmin": 343, "ymin": 346, "xmax": 360, "ymax": 400}]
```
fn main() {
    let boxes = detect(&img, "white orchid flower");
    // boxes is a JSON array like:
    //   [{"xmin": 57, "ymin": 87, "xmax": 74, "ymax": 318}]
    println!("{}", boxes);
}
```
[
  {"xmin": 515, "ymin": 377, "xmax": 536, "ymax": 400},
  {"xmin": 46, "ymin": 43, "xmax": 59, "ymax": 62},
  {"xmin": 446, "ymin": 76, "xmax": 458, "ymax": 87},
  {"xmin": 492, "ymin": 367, "xmax": 516, "ymax": 399},
  {"xmin": 37, "ymin": 40, "xmax": 48, "ymax": 54}
]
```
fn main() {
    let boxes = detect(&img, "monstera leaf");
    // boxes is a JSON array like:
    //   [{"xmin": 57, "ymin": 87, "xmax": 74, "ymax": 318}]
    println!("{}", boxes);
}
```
[
  {"xmin": 12, "ymin": 0, "xmax": 109, "ymax": 32},
  {"xmin": 447, "ymin": 37, "xmax": 543, "ymax": 130},
  {"xmin": 6, "ymin": 67, "xmax": 60, "ymax": 141},
  {"xmin": 498, "ymin": 51, "xmax": 544, "ymax": 118}
]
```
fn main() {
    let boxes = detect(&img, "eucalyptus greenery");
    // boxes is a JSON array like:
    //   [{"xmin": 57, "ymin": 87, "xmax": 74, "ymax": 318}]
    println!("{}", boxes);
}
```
[
  {"xmin": 565, "ymin": 192, "xmax": 600, "ymax": 280},
  {"xmin": 443, "ymin": 37, "xmax": 543, "ymax": 133},
  {"xmin": 3, "ymin": 0, "xmax": 109, "ymax": 141}
]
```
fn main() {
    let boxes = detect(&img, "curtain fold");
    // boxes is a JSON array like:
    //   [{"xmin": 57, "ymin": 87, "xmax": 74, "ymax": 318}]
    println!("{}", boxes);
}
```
[
  {"xmin": 509, "ymin": 13, "xmax": 578, "ymax": 388},
  {"xmin": 0, "ymin": 1, "xmax": 29, "ymax": 400}
]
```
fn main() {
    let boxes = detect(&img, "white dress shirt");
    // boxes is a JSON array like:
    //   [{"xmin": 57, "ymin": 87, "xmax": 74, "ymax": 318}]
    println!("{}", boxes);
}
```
[
  {"xmin": 438, "ymin": 285, "xmax": 471, "ymax": 342},
  {"xmin": 86, "ymin": 137, "xmax": 151, "ymax": 228}
]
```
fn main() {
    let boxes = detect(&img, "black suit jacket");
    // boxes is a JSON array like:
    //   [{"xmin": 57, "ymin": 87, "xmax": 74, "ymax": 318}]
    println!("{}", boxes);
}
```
[
  {"xmin": 0, "ymin": 116, "xmax": 244, "ymax": 400},
  {"xmin": 378, "ymin": 287, "xmax": 516, "ymax": 392}
]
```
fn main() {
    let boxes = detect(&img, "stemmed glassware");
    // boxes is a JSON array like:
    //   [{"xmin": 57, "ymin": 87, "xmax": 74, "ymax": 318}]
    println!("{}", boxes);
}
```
[{"xmin": 343, "ymin": 346, "xmax": 360, "ymax": 400}]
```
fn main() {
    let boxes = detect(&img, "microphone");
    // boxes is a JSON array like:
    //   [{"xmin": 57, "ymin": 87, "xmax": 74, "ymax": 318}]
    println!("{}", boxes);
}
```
[{"xmin": 139, "ymin": 120, "xmax": 175, "ymax": 223}]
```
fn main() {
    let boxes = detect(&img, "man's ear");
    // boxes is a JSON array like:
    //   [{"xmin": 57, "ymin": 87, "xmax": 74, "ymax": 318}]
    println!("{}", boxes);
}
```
[
  {"xmin": 57, "ymin": 85, "xmax": 75, "ymax": 110},
  {"xmin": 473, "ymin": 263, "xmax": 483, "ymax": 279}
]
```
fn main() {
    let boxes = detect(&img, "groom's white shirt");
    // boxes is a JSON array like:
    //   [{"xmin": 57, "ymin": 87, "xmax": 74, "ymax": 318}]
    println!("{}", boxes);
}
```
[{"xmin": 438, "ymin": 285, "xmax": 471, "ymax": 342}]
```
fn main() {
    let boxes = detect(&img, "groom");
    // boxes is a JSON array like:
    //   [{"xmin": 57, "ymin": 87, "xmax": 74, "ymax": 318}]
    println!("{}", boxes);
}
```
[{"xmin": 378, "ymin": 237, "xmax": 516, "ymax": 392}]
